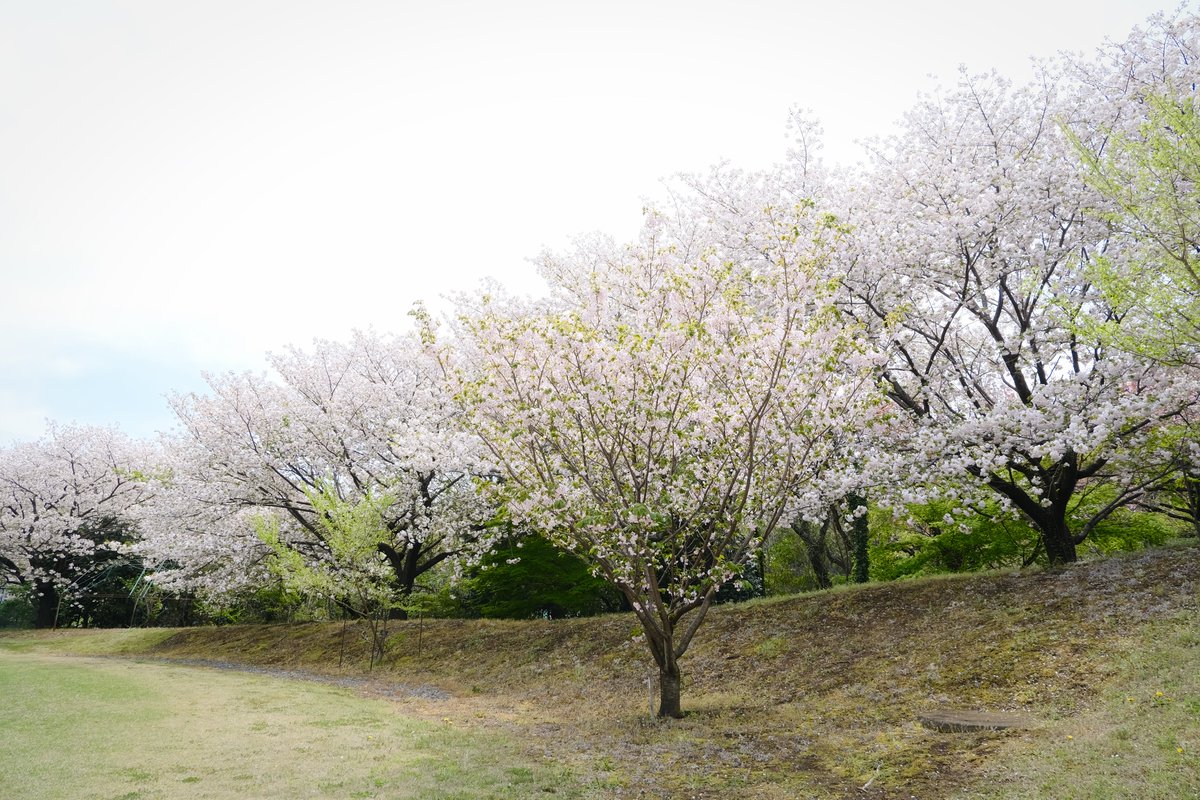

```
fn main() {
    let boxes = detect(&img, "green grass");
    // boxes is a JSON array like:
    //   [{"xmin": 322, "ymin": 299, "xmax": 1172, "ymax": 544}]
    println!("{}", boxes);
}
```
[
  {"xmin": 0, "ymin": 627, "xmax": 177, "ymax": 656},
  {"xmin": 0, "ymin": 649, "xmax": 586, "ymax": 800},
  {"xmin": 956, "ymin": 610, "xmax": 1200, "ymax": 799}
]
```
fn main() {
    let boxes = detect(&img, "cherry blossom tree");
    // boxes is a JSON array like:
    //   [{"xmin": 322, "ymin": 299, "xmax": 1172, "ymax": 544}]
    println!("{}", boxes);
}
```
[
  {"xmin": 130, "ymin": 450, "xmax": 275, "ymax": 599},
  {"xmin": 829, "ymin": 54, "xmax": 1196, "ymax": 565},
  {"xmin": 671, "ymin": 160, "xmax": 882, "ymax": 579},
  {"xmin": 142, "ymin": 329, "xmax": 498, "ymax": 609},
  {"xmin": 0, "ymin": 424, "xmax": 156, "ymax": 628},
  {"xmin": 456, "ymin": 202, "xmax": 881, "ymax": 717}
]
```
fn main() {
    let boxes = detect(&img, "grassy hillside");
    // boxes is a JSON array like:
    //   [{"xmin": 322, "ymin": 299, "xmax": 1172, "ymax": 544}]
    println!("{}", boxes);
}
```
[{"xmin": 6, "ymin": 543, "xmax": 1199, "ymax": 799}]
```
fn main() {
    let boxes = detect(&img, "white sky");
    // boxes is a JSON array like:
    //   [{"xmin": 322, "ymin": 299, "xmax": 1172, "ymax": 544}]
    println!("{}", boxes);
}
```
[{"xmin": 0, "ymin": 0, "xmax": 1180, "ymax": 443}]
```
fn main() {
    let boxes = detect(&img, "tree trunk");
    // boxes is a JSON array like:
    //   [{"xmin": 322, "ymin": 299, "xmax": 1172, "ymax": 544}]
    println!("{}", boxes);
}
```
[
  {"xmin": 809, "ymin": 543, "xmax": 833, "ymax": 590},
  {"xmin": 756, "ymin": 548, "xmax": 768, "ymax": 597},
  {"xmin": 642, "ymin": 626, "xmax": 685, "ymax": 718},
  {"xmin": 1039, "ymin": 463, "xmax": 1079, "ymax": 566},
  {"xmin": 658, "ymin": 665, "xmax": 683, "ymax": 719},
  {"xmin": 848, "ymin": 493, "xmax": 870, "ymax": 583},
  {"xmin": 984, "ymin": 454, "xmax": 1082, "ymax": 567},
  {"xmin": 1040, "ymin": 514, "xmax": 1078, "ymax": 566},
  {"xmin": 33, "ymin": 581, "xmax": 58, "ymax": 629},
  {"xmin": 1185, "ymin": 471, "xmax": 1200, "ymax": 537},
  {"xmin": 793, "ymin": 520, "xmax": 833, "ymax": 590},
  {"xmin": 617, "ymin": 572, "xmax": 714, "ymax": 721}
]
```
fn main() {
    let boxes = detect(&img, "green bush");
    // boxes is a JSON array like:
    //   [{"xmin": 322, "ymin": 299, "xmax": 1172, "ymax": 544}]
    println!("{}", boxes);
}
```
[
  {"xmin": 465, "ymin": 535, "xmax": 626, "ymax": 619},
  {"xmin": 869, "ymin": 501, "xmax": 1040, "ymax": 581},
  {"xmin": 869, "ymin": 494, "xmax": 1179, "ymax": 581},
  {"xmin": 0, "ymin": 589, "xmax": 34, "ymax": 629},
  {"xmin": 1080, "ymin": 505, "xmax": 1177, "ymax": 555}
]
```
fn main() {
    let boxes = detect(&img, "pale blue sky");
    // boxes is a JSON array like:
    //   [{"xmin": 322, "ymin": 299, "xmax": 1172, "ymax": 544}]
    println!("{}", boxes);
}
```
[{"xmin": 0, "ymin": 0, "xmax": 1180, "ymax": 443}]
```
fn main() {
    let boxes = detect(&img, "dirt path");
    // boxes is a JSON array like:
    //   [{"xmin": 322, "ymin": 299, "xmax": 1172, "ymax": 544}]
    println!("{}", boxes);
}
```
[{"xmin": 132, "ymin": 655, "xmax": 454, "ymax": 700}]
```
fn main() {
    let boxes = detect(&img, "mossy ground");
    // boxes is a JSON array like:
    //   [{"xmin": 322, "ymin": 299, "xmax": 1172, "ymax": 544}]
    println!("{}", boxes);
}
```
[{"xmin": 6, "ymin": 542, "xmax": 1198, "ymax": 798}]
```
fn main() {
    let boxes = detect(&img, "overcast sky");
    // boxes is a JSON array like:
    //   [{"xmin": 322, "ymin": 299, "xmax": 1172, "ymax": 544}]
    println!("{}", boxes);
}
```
[{"xmin": 0, "ymin": 0, "xmax": 1180, "ymax": 443}]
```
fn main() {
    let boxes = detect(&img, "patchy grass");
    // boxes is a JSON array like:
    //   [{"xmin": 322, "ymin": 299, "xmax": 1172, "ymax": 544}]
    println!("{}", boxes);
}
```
[
  {"xmin": 0, "ymin": 626, "xmax": 177, "ymax": 656},
  {"xmin": 958, "ymin": 609, "xmax": 1200, "ymax": 799},
  {"xmin": 0, "ymin": 650, "xmax": 585, "ymax": 800},
  {"xmin": 4, "ymin": 542, "xmax": 1198, "ymax": 798}
]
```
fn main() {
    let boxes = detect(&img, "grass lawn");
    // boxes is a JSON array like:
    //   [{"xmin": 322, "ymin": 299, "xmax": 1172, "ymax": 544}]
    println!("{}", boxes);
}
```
[{"xmin": 0, "ymin": 649, "xmax": 585, "ymax": 800}]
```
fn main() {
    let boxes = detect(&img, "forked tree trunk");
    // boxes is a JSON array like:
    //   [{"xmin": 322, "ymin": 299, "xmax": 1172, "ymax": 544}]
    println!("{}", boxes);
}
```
[
  {"xmin": 632, "ymin": 595, "xmax": 708, "ymax": 719},
  {"xmin": 617, "ymin": 570, "xmax": 716, "ymax": 720},
  {"xmin": 986, "ymin": 459, "xmax": 1081, "ymax": 567},
  {"xmin": 808, "ymin": 543, "xmax": 833, "ymax": 590},
  {"xmin": 792, "ymin": 519, "xmax": 833, "ymax": 590},
  {"xmin": 1032, "ymin": 476, "xmax": 1079, "ymax": 566}
]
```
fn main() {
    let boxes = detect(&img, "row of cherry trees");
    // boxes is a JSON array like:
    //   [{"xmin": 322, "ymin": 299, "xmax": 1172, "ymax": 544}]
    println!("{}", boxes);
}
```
[{"xmin": 4, "ymin": 11, "xmax": 1199, "ymax": 715}]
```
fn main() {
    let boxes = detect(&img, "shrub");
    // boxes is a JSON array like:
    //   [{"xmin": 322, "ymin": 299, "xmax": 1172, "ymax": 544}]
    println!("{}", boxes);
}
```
[{"xmin": 0, "ymin": 589, "xmax": 34, "ymax": 629}]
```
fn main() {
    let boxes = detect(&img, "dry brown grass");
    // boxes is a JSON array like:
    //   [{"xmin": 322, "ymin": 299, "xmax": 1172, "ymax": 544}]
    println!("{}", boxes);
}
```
[{"xmin": 12, "ymin": 542, "xmax": 1199, "ymax": 799}]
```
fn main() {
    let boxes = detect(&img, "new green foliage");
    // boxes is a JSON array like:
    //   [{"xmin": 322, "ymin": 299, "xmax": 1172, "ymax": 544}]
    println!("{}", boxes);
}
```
[
  {"xmin": 1071, "ymin": 93, "xmax": 1200, "ymax": 359},
  {"xmin": 256, "ymin": 482, "xmax": 397, "ymax": 608},
  {"xmin": 256, "ymin": 482, "xmax": 400, "ymax": 665},
  {"xmin": 870, "ymin": 495, "xmax": 1179, "ymax": 582}
]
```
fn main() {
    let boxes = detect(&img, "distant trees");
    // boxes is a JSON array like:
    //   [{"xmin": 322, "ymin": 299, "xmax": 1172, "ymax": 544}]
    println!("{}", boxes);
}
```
[
  {"xmin": 139, "ymin": 330, "xmax": 501, "ymax": 610},
  {"xmin": 784, "ymin": 500, "xmax": 869, "ymax": 590},
  {"xmin": 0, "ymin": 425, "xmax": 155, "ymax": 628}
]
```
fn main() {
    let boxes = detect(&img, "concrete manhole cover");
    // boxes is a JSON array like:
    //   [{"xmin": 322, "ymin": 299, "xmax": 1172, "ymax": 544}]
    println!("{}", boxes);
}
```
[{"xmin": 918, "ymin": 709, "xmax": 1033, "ymax": 732}]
